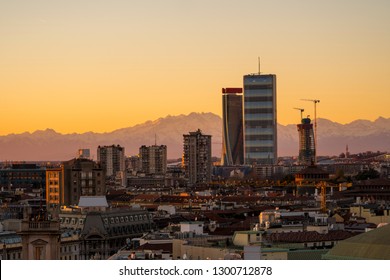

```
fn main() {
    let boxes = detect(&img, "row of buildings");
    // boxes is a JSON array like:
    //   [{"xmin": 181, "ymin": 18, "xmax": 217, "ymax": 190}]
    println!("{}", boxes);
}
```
[
  {"xmin": 222, "ymin": 72, "xmax": 316, "ymax": 167},
  {"xmin": 0, "ymin": 127, "xmax": 213, "ymax": 212},
  {"xmin": 222, "ymin": 74, "xmax": 278, "ymax": 166}
]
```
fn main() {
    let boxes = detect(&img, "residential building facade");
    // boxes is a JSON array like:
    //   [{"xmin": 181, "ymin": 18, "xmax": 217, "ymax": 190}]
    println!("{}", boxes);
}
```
[
  {"xmin": 62, "ymin": 158, "xmax": 106, "ymax": 206},
  {"xmin": 182, "ymin": 129, "xmax": 212, "ymax": 185},
  {"xmin": 139, "ymin": 145, "xmax": 167, "ymax": 174},
  {"xmin": 46, "ymin": 167, "xmax": 64, "ymax": 211},
  {"xmin": 97, "ymin": 145, "xmax": 125, "ymax": 177}
]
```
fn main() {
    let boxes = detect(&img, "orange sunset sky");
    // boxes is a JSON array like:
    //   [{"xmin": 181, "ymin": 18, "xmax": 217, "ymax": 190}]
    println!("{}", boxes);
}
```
[{"xmin": 1, "ymin": 0, "xmax": 389, "ymax": 135}]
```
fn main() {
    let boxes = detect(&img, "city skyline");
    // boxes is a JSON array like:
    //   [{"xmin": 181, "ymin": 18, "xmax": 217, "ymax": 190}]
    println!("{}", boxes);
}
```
[{"xmin": 1, "ymin": 0, "xmax": 390, "ymax": 135}]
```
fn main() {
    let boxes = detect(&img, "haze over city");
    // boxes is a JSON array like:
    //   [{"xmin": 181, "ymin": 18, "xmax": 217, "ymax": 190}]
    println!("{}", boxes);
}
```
[
  {"xmin": 1, "ymin": 0, "xmax": 390, "ymax": 135},
  {"xmin": 2, "ymin": 1, "xmax": 390, "ymax": 267}
]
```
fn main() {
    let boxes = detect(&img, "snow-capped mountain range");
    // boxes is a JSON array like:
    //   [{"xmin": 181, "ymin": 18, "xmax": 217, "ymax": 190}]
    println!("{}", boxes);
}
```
[{"xmin": 0, "ymin": 113, "xmax": 389, "ymax": 161}]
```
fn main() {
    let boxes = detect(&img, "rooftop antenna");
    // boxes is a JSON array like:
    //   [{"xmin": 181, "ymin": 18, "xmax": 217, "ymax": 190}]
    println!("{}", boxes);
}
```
[
  {"xmin": 258, "ymin": 57, "xmax": 261, "ymax": 75},
  {"xmin": 154, "ymin": 133, "xmax": 157, "ymax": 146}
]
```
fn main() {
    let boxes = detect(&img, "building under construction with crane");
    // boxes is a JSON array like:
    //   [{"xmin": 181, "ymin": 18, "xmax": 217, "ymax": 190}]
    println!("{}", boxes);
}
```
[
  {"xmin": 301, "ymin": 99, "xmax": 320, "ymax": 164},
  {"xmin": 297, "ymin": 117, "xmax": 316, "ymax": 165}
]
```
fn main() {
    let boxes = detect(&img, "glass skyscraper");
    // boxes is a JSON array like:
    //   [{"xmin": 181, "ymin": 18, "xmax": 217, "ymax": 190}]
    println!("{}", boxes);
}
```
[
  {"xmin": 243, "ymin": 74, "xmax": 277, "ymax": 165},
  {"xmin": 221, "ymin": 88, "xmax": 244, "ymax": 166}
]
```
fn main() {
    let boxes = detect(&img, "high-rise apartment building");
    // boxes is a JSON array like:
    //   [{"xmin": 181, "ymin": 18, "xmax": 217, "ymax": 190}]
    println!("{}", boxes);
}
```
[
  {"xmin": 297, "ymin": 117, "xmax": 316, "ymax": 165},
  {"xmin": 243, "ymin": 74, "xmax": 277, "ymax": 165},
  {"xmin": 182, "ymin": 129, "xmax": 212, "ymax": 185},
  {"xmin": 97, "ymin": 145, "xmax": 125, "ymax": 177},
  {"xmin": 221, "ymin": 88, "xmax": 244, "ymax": 166},
  {"xmin": 139, "ymin": 145, "xmax": 167, "ymax": 174}
]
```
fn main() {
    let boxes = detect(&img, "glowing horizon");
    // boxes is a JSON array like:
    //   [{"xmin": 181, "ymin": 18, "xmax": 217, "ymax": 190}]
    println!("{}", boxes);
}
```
[{"xmin": 1, "ymin": 0, "xmax": 389, "ymax": 135}]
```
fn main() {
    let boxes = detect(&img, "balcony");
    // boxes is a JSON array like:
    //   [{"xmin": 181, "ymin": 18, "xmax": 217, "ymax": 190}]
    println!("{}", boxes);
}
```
[{"xmin": 20, "ymin": 220, "xmax": 60, "ymax": 232}]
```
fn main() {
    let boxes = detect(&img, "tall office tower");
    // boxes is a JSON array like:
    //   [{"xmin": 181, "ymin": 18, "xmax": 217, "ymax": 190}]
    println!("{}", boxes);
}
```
[
  {"xmin": 221, "ymin": 88, "xmax": 244, "ymax": 166},
  {"xmin": 139, "ymin": 145, "xmax": 167, "ymax": 174},
  {"xmin": 182, "ymin": 129, "xmax": 212, "ymax": 185},
  {"xmin": 97, "ymin": 145, "xmax": 125, "ymax": 177},
  {"xmin": 62, "ymin": 158, "xmax": 106, "ymax": 206},
  {"xmin": 297, "ymin": 117, "xmax": 316, "ymax": 165},
  {"xmin": 243, "ymin": 74, "xmax": 277, "ymax": 165}
]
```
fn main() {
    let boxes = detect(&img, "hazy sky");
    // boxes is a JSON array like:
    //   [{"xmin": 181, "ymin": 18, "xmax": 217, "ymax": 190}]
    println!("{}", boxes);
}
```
[{"xmin": 1, "ymin": 0, "xmax": 389, "ymax": 135}]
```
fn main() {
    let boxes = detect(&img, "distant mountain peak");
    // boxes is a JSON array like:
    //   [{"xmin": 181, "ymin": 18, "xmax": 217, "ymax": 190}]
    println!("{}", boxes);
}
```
[{"xmin": 33, "ymin": 128, "xmax": 57, "ymax": 134}]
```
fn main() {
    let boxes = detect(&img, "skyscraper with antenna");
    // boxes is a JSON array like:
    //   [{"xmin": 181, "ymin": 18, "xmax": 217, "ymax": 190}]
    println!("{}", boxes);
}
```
[{"xmin": 243, "ymin": 60, "xmax": 277, "ymax": 165}]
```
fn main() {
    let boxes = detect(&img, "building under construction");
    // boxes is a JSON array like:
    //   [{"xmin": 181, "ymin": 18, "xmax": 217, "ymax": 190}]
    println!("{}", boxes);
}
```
[{"xmin": 297, "ymin": 117, "xmax": 316, "ymax": 165}]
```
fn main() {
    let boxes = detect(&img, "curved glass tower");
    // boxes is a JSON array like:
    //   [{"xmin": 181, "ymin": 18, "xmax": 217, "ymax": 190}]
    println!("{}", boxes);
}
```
[{"xmin": 221, "ymin": 88, "xmax": 244, "ymax": 166}]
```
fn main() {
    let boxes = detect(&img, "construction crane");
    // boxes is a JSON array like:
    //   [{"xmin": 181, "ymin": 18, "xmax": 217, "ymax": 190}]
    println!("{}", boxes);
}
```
[
  {"xmin": 301, "ymin": 99, "xmax": 320, "ymax": 164},
  {"xmin": 293, "ymin": 108, "xmax": 305, "ymax": 121},
  {"xmin": 316, "ymin": 181, "xmax": 327, "ymax": 213}
]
